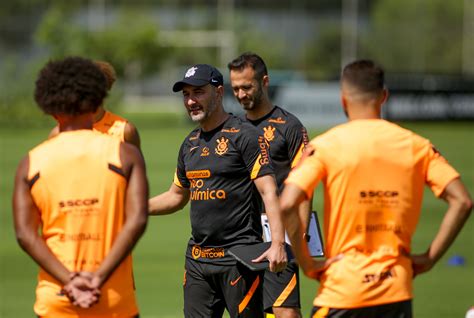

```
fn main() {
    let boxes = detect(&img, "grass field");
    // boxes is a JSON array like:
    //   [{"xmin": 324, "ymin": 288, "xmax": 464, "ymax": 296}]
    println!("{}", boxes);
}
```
[{"xmin": 0, "ymin": 115, "xmax": 472, "ymax": 317}]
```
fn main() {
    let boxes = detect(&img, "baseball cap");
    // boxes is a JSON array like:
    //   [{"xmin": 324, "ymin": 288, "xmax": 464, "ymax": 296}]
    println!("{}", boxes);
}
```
[{"xmin": 172, "ymin": 64, "xmax": 224, "ymax": 92}]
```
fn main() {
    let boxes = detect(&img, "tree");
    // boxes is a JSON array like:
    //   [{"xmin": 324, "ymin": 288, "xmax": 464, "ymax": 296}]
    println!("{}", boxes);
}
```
[
  {"xmin": 35, "ymin": 5, "xmax": 172, "ymax": 79},
  {"xmin": 300, "ymin": 22, "xmax": 342, "ymax": 80},
  {"xmin": 362, "ymin": 0, "xmax": 464, "ymax": 74}
]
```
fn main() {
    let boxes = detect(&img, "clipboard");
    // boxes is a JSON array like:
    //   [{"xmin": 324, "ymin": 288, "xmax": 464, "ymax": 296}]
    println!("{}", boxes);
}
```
[{"xmin": 228, "ymin": 242, "xmax": 294, "ymax": 271}]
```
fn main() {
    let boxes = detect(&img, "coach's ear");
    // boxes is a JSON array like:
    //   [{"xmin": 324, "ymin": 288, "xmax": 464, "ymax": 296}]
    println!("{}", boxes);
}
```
[{"xmin": 216, "ymin": 85, "xmax": 224, "ymax": 100}]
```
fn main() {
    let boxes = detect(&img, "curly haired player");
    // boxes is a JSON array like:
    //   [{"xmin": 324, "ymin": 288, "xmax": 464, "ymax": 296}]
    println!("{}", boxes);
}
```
[{"xmin": 13, "ymin": 56, "xmax": 148, "ymax": 317}]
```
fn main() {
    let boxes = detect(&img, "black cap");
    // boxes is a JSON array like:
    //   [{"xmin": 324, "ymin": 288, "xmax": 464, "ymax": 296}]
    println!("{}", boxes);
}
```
[{"xmin": 172, "ymin": 64, "xmax": 224, "ymax": 92}]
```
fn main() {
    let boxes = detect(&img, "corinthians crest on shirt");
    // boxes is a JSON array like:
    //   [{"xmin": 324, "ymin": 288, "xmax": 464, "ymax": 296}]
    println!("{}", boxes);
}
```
[
  {"xmin": 263, "ymin": 125, "xmax": 276, "ymax": 142},
  {"xmin": 215, "ymin": 137, "xmax": 229, "ymax": 155}
]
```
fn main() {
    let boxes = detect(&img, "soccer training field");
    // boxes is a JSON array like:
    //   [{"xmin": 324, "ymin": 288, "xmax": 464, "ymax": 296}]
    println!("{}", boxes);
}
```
[{"xmin": 0, "ymin": 116, "xmax": 472, "ymax": 317}]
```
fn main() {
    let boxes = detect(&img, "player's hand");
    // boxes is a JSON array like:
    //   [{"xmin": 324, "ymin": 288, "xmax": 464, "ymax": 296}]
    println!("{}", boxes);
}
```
[
  {"xmin": 253, "ymin": 242, "xmax": 288, "ymax": 273},
  {"xmin": 301, "ymin": 254, "xmax": 343, "ymax": 280},
  {"xmin": 62, "ymin": 271, "xmax": 101, "ymax": 308},
  {"xmin": 410, "ymin": 252, "xmax": 436, "ymax": 277}
]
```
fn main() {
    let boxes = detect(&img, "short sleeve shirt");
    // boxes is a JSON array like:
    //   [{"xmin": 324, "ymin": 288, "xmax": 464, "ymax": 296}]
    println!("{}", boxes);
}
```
[
  {"xmin": 285, "ymin": 119, "xmax": 460, "ymax": 308},
  {"xmin": 246, "ymin": 106, "xmax": 308, "ymax": 191},
  {"xmin": 175, "ymin": 115, "xmax": 274, "ymax": 264}
]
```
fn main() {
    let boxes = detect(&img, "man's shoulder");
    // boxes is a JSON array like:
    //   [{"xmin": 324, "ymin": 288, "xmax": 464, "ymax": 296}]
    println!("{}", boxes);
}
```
[
  {"xmin": 175, "ymin": 127, "xmax": 201, "ymax": 153},
  {"xmin": 29, "ymin": 138, "xmax": 52, "ymax": 155},
  {"xmin": 222, "ymin": 115, "xmax": 259, "ymax": 136},
  {"xmin": 308, "ymin": 123, "xmax": 349, "ymax": 149},
  {"xmin": 104, "ymin": 110, "xmax": 128, "ymax": 122},
  {"xmin": 30, "ymin": 130, "xmax": 117, "ymax": 159},
  {"xmin": 377, "ymin": 120, "xmax": 430, "ymax": 144},
  {"xmin": 270, "ymin": 106, "xmax": 305, "ymax": 129},
  {"xmin": 389, "ymin": 122, "xmax": 432, "ymax": 149},
  {"xmin": 318, "ymin": 120, "xmax": 430, "ymax": 146},
  {"xmin": 224, "ymin": 113, "xmax": 247, "ymax": 127},
  {"xmin": 184, "ymin": 127, "xmax": 201, "ymax": 141}
]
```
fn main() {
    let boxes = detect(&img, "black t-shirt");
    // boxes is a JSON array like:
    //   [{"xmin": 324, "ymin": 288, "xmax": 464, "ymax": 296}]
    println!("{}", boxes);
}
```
[
  {"xmin": 174, "ymin": 115, "xmax": 274, "ymax": 264},
  {"xmin": 246, "ymin": 106, "xmax": 309, "ymax": 191}
]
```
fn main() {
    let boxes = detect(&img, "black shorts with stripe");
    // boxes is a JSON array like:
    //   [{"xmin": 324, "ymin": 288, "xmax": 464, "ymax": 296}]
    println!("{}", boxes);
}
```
[
  {"xmin": 310, "ymin": 300, "xmax": 412, "ymax": 318},
  {"xmin": 184, "ymin": 258, "xmax": 264, "ymax": 318},
  {"xmin": 263, "ymin": 261, "xmax": 300, "ymax": 312}
]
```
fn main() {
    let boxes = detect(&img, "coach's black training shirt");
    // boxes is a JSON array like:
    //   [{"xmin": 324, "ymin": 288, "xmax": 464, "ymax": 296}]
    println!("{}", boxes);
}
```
[
  {"xmin": 174, "ymin": 114, "xmax": 273, "ymax": 264},
  {"xmin": 246, "ymin": 106, "xmax": 308, "ymax": 191}
]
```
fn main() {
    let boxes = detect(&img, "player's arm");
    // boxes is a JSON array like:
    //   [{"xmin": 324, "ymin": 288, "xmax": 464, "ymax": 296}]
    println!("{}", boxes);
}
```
[
  {"xmin": 124, "ymin": 121, "xmax": 141, "ymax": 149},
  {"xmin": 411, "ymin": 178, "xmax": 472, "ymax": 276},
  {"xmin": 281, "ymin": 184, "xmax": 313, "ymax": 273},
  {"xmin": 13, "ymin": 155, "xmax": 71, "ymax": 285},
  {"xmin": 92, "ymin": 142, "xmax": 149, "ymax": 287},
  {"xmin": 149, "ymin": 140, "xmax": 190, "ymax": 215},
  {"xmin": 149, "ymin": 183, "xmax": 190, "ymax": 215},
  {"xmin": 288, "ymin": 124, "xmax": 313, "ymax": 236},
  {"xmin": 252, "ymin": 174, "xmax": 287, "ymax": 273},
  {"xmin": 281, "ymin": 145, "xmax": 342, "ymax": 278},
  {"xmin": 298, "ymin": 198, "xmax": 312, "ymax": 237},
  {"xmin": 48, "ymin": 125, "xmax": 60, "ymax": 139},
  {"xmin": 281, "ymin": 183, "xmax": 341, "ymax": 279}
]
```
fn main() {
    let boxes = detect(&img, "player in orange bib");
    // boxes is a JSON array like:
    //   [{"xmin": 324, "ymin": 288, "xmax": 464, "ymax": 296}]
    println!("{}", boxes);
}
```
[
  {"xmin": 280, "ymin": 60, "xmax": 472, "ymax": 317},
  {"xmin": 13, "ymin": 56, "xmax": 148, "ymax": 318},
  {"xmin": 48, "ymin": 60, "xmax": 141, "ymax": 148}
]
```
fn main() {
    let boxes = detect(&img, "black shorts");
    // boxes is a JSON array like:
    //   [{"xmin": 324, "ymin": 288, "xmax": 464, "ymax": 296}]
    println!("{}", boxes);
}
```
[
  {"xmin": 310, "ymin": 300, "xmax": 412, "ymax": 318},
  {"xmin": 263, "ymin": 261, "xmax": 300, "ymax": 312},
  {"xmin": 184, "ymin": 258, "xmax": 264, "ymax": 318}
]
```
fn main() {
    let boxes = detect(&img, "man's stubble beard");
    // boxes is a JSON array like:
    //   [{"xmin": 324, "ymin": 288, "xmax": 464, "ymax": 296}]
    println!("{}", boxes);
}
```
[
  {"xmin": 241, "ymin": 83, "xmax": 264, "ymax": 111},
  {"xmin": 190, "ymin": 95, "xmax": 218, "ymax": 123}
]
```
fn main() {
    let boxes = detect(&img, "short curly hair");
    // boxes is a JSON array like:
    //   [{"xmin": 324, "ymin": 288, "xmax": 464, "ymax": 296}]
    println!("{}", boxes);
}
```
[
  {"xmin": 94, "ymin": 60, "xmax": 117, "ymax": 91},
  {"xmin": 34, "ymin": 56, "xmax": 108, "ymax": 115}
]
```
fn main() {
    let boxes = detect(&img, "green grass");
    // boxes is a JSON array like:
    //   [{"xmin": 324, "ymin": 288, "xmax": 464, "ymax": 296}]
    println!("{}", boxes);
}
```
[{"xmin": 0, "ymin": 117, "xmax": 473, "ymax": 317}]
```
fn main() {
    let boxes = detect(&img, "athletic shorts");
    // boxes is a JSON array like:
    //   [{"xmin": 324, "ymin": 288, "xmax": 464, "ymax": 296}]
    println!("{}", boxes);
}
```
[
  {"xmin": 263, "ymin": 261, "xmax": 300, "ymax": 313},
  {"xmin": 184, "ymin": 258, "xmax": 264, "ymax": 318},
  {"xmin": 310, "ymin": 300, "xmax": 412, "ymax": 318}
]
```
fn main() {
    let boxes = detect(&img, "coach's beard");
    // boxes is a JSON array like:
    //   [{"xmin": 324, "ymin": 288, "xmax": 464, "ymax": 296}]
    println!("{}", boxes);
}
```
[
  {"xmin": 188, "ymin": 99, "xmax": 218, "ymax": 123},
  {"xmin": 189, "ymin": 108, "xmax": 205, "ymax": 122}
]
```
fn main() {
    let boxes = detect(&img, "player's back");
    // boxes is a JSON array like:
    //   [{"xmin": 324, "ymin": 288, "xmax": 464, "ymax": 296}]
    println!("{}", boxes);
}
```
[
  {"xmin": 306, "ymin": 118, "xmax": 459, "ymax": 307},
  {"xmin": 315, "ymin": 119, "xmax": 434, "ymax": 255},
  {"xmin": 28, "ymin": 130, "xmax": 139, "ymax": 317}
]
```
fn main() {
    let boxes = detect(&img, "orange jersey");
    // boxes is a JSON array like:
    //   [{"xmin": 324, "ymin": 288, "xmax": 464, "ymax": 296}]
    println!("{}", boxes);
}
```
[
  {"xmin": 28, "ymin": 130, "xmax": 138, "ymax": 317},
  {"xmin": 285, "ymin": 119, "xmax": 459, "ymax": 308},
  {"xmin": 93, "ymin": 110, "xmax": 127, "ymax": 142}
]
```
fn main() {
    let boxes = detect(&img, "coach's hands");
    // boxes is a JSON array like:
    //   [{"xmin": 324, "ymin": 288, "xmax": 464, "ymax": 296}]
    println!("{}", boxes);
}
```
[
  {"xmin": 253, "ymin": 242, "xmax": 288, "ymax": 273},
  {"xmin": 62, "ymin": 271, "xmax": 101, "ymax": 308}
]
